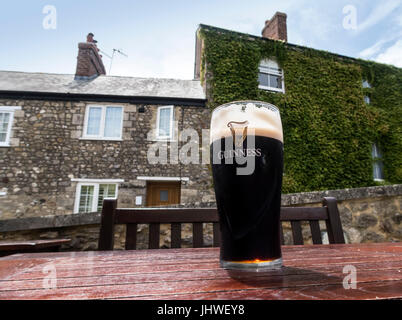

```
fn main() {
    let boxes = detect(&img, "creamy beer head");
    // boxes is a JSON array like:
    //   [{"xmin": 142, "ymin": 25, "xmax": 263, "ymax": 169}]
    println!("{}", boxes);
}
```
[{"xmin": 210, "ymin": 101, "xmax": 283, "ymax": 144}]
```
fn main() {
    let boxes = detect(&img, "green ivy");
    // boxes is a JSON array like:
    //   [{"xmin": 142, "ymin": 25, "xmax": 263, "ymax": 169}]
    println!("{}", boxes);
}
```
[
  {"xmin": 200, "ymin": 27, "xmax": 402, "ymax": 193},
  {"xmin": 363, "ymin": 61, "xmax": 402, "ymax": 184}
]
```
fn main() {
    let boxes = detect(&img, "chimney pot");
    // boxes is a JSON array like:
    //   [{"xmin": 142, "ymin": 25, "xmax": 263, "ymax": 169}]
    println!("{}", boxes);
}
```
[
  {"xmin": 262, "ymin": 12, "xmax": 288, "ymax": 42},
  {"xmin": 87, "ymin": 33, "xmax": 94, "ymax": 43}
]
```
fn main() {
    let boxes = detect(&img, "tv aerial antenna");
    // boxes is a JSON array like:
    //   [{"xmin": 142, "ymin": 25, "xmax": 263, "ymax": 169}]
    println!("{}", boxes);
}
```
[{"xmin": 99, "ymin": 48, "xmax": 128, "ymax": 74}]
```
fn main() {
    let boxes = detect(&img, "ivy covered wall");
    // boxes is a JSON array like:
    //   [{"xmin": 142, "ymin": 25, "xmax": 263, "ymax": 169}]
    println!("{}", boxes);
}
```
[{"xmin": 199, "ymin": 26, "xmax": 402, "ymax": 194}]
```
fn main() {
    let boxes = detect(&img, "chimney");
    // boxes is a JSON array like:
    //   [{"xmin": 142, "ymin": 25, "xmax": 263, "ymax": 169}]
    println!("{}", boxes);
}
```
[
  {"xmin": 261, "ymin": 12, "xmax": 288, "ymax": 42},
  {"xmin": 75, "ymin": 33, "xmax": 106, "ymax": 80}
]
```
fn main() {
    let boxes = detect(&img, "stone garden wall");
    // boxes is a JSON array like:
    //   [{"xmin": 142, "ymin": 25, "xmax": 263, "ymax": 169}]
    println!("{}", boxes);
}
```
[
  {"xmin": 1, "ymin": 185, "xmax": 400, "ymax": 251},
  {"xmin": 280, "ymin": 184, "xmax": 401, "ymax": 245}
]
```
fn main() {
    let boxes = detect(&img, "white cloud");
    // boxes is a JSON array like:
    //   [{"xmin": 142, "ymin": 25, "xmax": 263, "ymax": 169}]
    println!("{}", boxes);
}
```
[
  {"xmin": 375, "ymin": 39, "xmax": 402, "ymax": 67},
  {"xmin": 356, "ymin": 0, "xmax": 402, "ymax": 34},
  {"xmin": 359, "ymin": 30, "xmax": 402, "ymax": 58},
  {"xmin": 107, "ymin": 33, "xmax": 196, "ymax": 80},
  {"xmin": 300, "ymin": 7, "xmax": 336, "ymax": 38},
  {"xmin": 288, "ymin": 5, "xmax": 339, "ymax": 48},
  {"xmin": 359, "ymin": 39, "xmax": 387, "ymax": 58}
]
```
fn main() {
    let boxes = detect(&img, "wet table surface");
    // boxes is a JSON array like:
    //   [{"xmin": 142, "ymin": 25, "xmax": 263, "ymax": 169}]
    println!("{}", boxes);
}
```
[{"xmin": 0, "ymin": 243, "xmax": 401, "ymax": 300}]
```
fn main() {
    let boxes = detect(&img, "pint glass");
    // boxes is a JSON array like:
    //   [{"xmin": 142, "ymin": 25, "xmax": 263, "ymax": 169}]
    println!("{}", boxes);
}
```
[{"xmin": 210, "ymin": 101, "xmax": 284, "ymax": 270}]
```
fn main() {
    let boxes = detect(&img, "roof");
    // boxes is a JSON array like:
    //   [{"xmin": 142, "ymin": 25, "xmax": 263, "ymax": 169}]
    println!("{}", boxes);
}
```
[
  {"xmin": 198, "ymin": 24, "xmax": 361, "ymax": 64},
  {"xmin": 200, "ymin": 23, "xmax": 398, "ymax": 69},
  {"xmin": 0, "ymin": 71, "xmax": 206, "ymax": 102}
]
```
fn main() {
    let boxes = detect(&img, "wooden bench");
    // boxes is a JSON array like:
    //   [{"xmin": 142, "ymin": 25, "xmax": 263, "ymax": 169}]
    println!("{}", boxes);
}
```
[
  {"xmin": 98, "ymin": 197, "xmax": 345, "ymax": 250},
  {"xmin": 0, "ymin": 239, "xmax": 71, "ymax": 257}
]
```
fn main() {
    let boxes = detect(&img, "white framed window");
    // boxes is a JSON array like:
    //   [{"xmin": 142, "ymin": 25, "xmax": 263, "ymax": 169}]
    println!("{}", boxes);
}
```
[
  {"xmin": 82, "ymin": 105, "xmax": 124, "ymax": 140},
  {"xmin": 258, "ymin": 59, "xmax": 285, "ymax": 93},
  {"xmin": 73, "ymin": 179, "xmax": 123, "ymax": 213},
  {"xmin": 156, "ymin": 105, "xmax": 174, "ymax": 140},
  {"xmin": 363, "ymin": 80, "xmax": 371, "ymax": 105},
  {"xmin": 0, "ymin": 106, "xmax": 21, "ymax": 147},
  {"xmin": 372, "ymin": 143, "xmax": 384, "ymax": 181}
]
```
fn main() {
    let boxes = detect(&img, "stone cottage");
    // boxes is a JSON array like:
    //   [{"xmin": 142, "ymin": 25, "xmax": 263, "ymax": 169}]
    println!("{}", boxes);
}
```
[{"xmin": 0, "ymin": 34, "xmax": 214, "ymax": 222}]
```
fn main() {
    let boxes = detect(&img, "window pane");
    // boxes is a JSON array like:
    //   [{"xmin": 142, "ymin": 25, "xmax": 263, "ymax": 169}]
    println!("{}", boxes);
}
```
[
  {"xmin": 0, "ymin": 112, "xmax": 11, "ymax": 143},
  {"xmin": 372, "ymin": 143, "xmax": 384, "ymax": 180},
  {"xmin": 160, "ymin": 190, "xmax": 169, "ymax": 202},
  {"xmin": 79, "ymin": 185, "xmax": 94, "ymax": 213},
  {"xmin": 371, "ymin": 144, "xmax": 377, "ymax": 158},
  {"xmin": 372, "ymin": 144, "xmax": 382, "ymax": 159},
  {"xmin": 106, "ymin": 184, "xmax": 116, "ymax": 197},
  {"xmin": 269, "ymin": 74, "xmax": 282, "ymax": 89},
  {"xmin": 97, "ymin": 184, "xmax": 117, "ymax": 211},
  {"xmin": 0, "ymin": 112, "xmax": 10, "ymax": 133},
  {"xmin": 260, "ymin": 59, "xmax": 279, "ymax": 70},
  {"xmin": 258, "ymin": 73, "xmax": 269, "ymax": 87},
  {"xmin": 104, "ymin": 107, "xmax": 123, "ymax": 138},
  {"xmin": 373, "ymin": 161, "xmax": 384, "ymax": 180},
  {"xmin": 362, "ymin": 80, "xmax": 371, "ymax": 88},
  {"xmin": 158, "ymin": 108, "xmax": 172, "ymax": 137},
  {"xmin": 87, "ymin": 107, "xmax": 102, "ymax": 135}
]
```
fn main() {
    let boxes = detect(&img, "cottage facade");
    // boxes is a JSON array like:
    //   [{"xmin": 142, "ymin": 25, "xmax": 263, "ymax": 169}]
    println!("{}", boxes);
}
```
[{"xmin": 0, "ymin": 38, "xmax": 213, "ymax": 221}]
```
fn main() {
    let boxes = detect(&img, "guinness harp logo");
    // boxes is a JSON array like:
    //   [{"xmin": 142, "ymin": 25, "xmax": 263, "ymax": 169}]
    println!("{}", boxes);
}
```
[{"xmin": 228, "ymin": 121, "xmax": 249, "ymax": 148}]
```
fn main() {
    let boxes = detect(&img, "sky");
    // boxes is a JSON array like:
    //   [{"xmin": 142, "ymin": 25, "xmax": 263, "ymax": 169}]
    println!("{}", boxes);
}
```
[{"xmin": 0, "ymin": 0, "xmax": 401, "ymax": 80}]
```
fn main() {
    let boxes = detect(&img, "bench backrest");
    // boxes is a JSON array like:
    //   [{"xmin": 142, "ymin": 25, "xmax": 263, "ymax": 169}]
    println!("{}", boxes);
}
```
[{"xmin": 98, "ymin": 197, "xmax": 345, "ymax": 250}]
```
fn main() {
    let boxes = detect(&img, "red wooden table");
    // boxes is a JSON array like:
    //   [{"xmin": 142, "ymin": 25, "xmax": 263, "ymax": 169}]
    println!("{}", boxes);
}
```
[{"xmin": 0, "ymin": 243, "xmax": 401, "ymax": 300}]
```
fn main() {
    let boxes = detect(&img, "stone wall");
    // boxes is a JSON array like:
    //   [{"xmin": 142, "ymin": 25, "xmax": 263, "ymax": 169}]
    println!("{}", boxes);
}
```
[
  {"xmin": 0, "ymin": 98, "xmax": 213, "ymax": 220},
  {"xmin": 280, "ymin": 184, "xmax": 402, "ymax": 245},
  {"xmin": 0, "ymin": 185, "xmax": 400, "ymax": 251}
]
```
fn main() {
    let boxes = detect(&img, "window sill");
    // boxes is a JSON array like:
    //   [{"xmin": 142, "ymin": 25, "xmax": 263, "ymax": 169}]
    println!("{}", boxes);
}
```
[
  {"xmin": 80, "ymin": 137, "xmax": 123, "ymax": 142},
  {"xmin": 0, "ymin": 144, "xmax": 10, "ymax": 148},
  {"xmin": 151, "ymin": 138, "xmax": 177, "ymax": 143},
  {"xmin": 258, "ymin": 86, "xmax": 285, "ymax": 93},
  {"xmin": 73, "ymin": 211, "xmax": 97, "ymax": 214}
]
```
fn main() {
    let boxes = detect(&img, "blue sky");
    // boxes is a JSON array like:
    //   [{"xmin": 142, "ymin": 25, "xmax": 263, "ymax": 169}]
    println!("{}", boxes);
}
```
[{"xmin": 0, "ymin": 0, "xmax": 401, "ymax": 79}]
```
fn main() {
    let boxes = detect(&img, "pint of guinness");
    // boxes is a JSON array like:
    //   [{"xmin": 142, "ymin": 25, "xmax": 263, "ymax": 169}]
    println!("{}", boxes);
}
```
[{"xmin": 210, "ymin": 101, "xmax": 284, "ymax": 270}]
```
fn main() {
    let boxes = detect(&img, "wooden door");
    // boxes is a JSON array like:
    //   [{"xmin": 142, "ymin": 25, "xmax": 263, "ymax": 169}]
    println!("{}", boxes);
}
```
[{"xmin": 146, "ymin": 181, "xmax": 181, "ymax": 206}]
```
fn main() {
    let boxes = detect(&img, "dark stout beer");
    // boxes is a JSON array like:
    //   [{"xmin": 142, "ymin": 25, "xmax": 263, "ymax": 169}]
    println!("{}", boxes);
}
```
[{"xmin": 210, "ymin": 101, "xmax": 284, "ymax": 270}]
